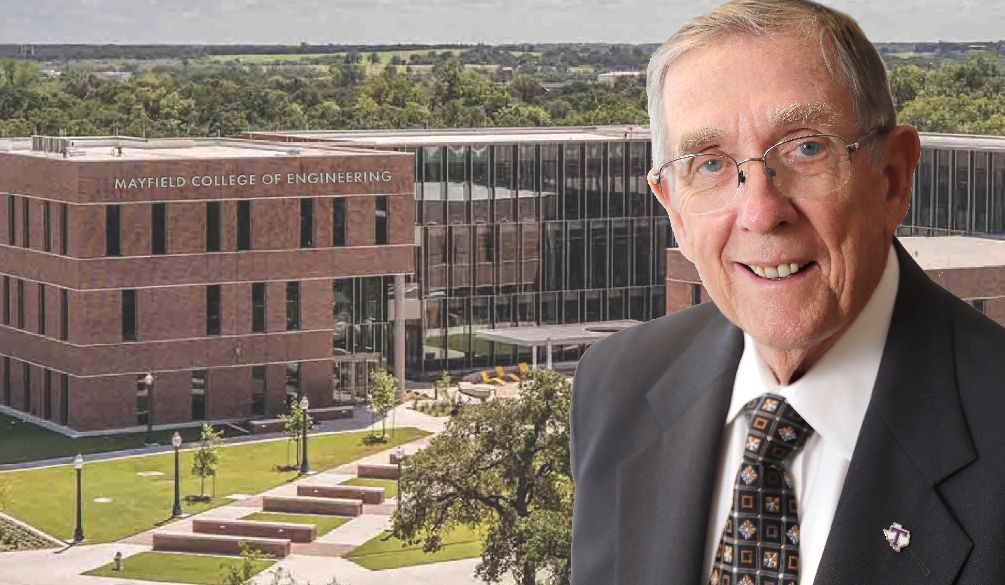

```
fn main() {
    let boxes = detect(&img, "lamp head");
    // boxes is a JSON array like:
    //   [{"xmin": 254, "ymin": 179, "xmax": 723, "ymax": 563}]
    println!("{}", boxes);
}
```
[
  {"xmin": 73, "ymin": 453, "xmax": 84, "ymax": 470},
  {"xmin": 172, "ymin": 431, "xmax": 182, "ymax": 449},
  {"xmin": 300, "ymin": 396, "xmax": 309, "ymax": 410},
  {"xmin": 143, "ymin": 373, "xmax": 154, "ymax": 386}
]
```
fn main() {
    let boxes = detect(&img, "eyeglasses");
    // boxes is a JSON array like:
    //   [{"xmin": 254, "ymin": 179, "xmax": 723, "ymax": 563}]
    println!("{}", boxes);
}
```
[{"xmin": 651, "ymin": 127, "xmax": 885, "ymax": 215}]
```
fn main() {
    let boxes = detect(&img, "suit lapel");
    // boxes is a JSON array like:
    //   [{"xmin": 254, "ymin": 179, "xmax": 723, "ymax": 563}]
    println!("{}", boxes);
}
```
[
  {"xmin": 814, "ymin": 240, "xmax": 976, "ymax": 584},
  {"xmin": 615, "ymin": 309, "xmax": 743, "ymax": 585}
]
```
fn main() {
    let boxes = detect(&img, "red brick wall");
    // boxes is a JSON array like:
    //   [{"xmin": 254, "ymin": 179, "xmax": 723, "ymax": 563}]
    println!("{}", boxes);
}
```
[
  {"xmin": 169, "ymin": 202, "xmax": 205, "ymax": 254},
  {"xmin": 69, "ymin": 374, "xmax": 136, "ymax": 431},
  {"xmin": 207, "ymin": 367, "xmax": 250, "ymax": 420}
]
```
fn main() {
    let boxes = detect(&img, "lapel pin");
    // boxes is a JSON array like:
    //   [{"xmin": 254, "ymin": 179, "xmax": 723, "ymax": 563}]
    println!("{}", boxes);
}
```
[{"xmin": 883, "ymin": 522, "xmax": 911, "ymax": 552}]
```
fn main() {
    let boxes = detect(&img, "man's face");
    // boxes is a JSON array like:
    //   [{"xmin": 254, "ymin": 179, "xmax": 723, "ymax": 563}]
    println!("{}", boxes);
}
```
[{"xmin": 650, "ymin": 33, "xmax": 906, "ymax": 353}]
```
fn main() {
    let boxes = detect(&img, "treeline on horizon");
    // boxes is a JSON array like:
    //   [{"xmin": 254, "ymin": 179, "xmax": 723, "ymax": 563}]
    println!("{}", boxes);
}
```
[{"xmin": 0, "ymin": 51, "xmax": 1001, "ymax": 139}]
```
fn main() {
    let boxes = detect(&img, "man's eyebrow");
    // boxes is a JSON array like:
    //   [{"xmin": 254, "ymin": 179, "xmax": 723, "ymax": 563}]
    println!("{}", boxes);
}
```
[
  {"xmin": 770, "ymin": 102, "xmax": 840, "ymax": 129},
  {"xmin": 676, "ymin": 128, "xmax": 725, "ymax": 158}
]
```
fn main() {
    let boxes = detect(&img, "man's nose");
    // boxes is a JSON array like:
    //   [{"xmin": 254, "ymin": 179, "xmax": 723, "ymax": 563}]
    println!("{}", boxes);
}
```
[{"xmin": 735, "ymin": 163, "xmax": 798, "ymax": 233}]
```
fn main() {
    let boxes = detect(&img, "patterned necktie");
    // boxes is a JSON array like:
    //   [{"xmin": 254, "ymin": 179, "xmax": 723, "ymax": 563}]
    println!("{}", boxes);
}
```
[{"xmin": 709, "ymin": 393, "xmax": 814, "ymax": 585}]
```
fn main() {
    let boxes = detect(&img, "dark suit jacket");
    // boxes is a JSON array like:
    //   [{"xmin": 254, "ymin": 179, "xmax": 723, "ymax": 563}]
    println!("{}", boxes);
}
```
[{"xmin": 570, "ymin": 239, "xmax": 1005, "ymax": 585}]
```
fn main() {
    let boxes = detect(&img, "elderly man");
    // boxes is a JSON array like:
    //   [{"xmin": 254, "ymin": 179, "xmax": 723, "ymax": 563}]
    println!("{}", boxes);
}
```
[{"xmin": 569, "ymin": 1, "xmax": 1005, "ymax": 584}]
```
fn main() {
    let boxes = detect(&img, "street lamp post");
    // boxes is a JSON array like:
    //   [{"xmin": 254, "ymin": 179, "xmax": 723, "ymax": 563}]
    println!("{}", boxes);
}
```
[
  {"xmin": 72, "ymin": 454, "xmax": 85, "ymax": 544},
  {"xmin": 143, "ymin": 372, "xmax": 155, "ymax": 444},
  {"xmin": 299, "ymin": 396, "xmax": 310, "ymax": 475},
  {"xmin": 171, "ymin": 432, "xmax": 183, "ymax": 517},
  {"xmin": 395, "ymin": 446, "xmax": 403, "ymax": 506}
]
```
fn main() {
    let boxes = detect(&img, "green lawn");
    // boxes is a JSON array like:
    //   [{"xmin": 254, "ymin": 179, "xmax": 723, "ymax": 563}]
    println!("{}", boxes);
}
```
[
  {"xmin": 239, "ymin": 512, "xmax": 349, "ymax": 536},
  {"xmin": 1, "ymin": 427, "xmax": 428, "ymax": 543},
  {"xmin": 84, "ymin": 551, "xmax": 273, "ymax": 585},
  {"xmin": 346, "ymin": 525, "xmax": 483, "ymax": 570},
  {"xmin": 341, "ymin": 477, "xmax": 399, "ymax": 499},
  {"xmin": 0, "ymin": 413, "xmax": 243, "ymax": 465}
]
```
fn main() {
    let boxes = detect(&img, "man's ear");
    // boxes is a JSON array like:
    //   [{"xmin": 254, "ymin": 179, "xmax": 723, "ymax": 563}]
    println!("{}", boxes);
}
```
[
  {"xmin": 879, "ymin": 125, "xmax": 921, "ymax": 233},
  {"xmin": 648, "ymin": 168, "xmax": 694, "ymax": 262}
]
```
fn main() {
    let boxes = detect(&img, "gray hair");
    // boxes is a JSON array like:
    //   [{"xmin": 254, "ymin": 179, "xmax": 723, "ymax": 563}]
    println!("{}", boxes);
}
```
[{"xmin": 646, "ymin": 0, "xmax": 896, "ymax": 168}]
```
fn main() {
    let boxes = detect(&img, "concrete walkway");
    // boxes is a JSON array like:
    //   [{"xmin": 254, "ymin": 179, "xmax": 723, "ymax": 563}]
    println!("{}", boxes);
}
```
[{"xmin": 0, "ymin": 404, "xmax": 508, "ymax": 585}]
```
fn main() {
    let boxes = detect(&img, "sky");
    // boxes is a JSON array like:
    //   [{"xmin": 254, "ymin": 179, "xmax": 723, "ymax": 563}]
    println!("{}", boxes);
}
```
[{"xmin": 0, "ymin": 0, "xmax": 1001, "ymax": 44}]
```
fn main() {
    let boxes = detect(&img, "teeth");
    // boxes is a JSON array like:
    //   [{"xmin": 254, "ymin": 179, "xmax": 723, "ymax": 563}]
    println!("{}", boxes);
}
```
[{"xmin": 747, "ymin": 262, "xmax": 808, "ymax": 280}]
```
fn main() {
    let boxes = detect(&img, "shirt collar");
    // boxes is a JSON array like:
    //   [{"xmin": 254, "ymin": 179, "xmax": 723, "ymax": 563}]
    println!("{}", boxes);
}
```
[{"xmin": 727, "ymin": 243, "xmax": 900, "ymax": 461}]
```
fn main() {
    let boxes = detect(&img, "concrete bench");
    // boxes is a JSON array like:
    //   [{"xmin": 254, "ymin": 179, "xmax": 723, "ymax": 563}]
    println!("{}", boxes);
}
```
[
  {"xmin": 389, "ymin": 451, "xmax": 412, "ymax": 465},
  {"xmin": 297, "ymin": 484, "xmax": 385, "ymax": 505},
  {"xmin": 192, "ymin": 518, "xmax": 316, "ymax": 543},
  {"xmin": 457, "ymin": 382, "xmax": 495, "ymax": 401},
  {"xmin": 152, "ymin": 531, "xmax": 291, "ymax": 558},
  {"xmin": 262, "ymin": 495, "xmax": 362, "ymax": 517},
  {"xmin": 357, "ymin": 463, "xmax": 400, "ymax": 480},
  {"xmin": 248, "ymin": 406, "xmax": 353, "ymax": 434}
]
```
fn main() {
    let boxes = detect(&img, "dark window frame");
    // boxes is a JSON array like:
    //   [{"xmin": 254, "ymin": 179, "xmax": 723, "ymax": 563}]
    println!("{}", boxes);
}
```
[
  {"xmin": 106, "ymin": 205, "xmax": 121, "ymax": 256},
  {"xmin": 60, "ymin": 203, "xmax": 68, "ymax": 255},
  {"xmin": 121, "ymin": 289, "xmax": 137, "ymax": 341},
  {"xmin": 16, "ymin": 279, "xmax": 24, "ymax": 329},
  {"xmin": 333, "ymin": 198, "xmax": 347, "ymax": 247},
  {"xmin": 7, "ymin": 195, "xmax": 15, "ymax": 245},
  {"xmin": 237, "ymin": 200, "xmax": 252, "ymax": 251},
  {"xmin": 2, "ymin": 276, "xmax": 9, "ymax": 326},
  {"xmin": 22, "ymin": 197, "xmax": 29, "ymax": 249},
  {"xmin": 37, "ymin": 284, "xmax": 45, "ymax": 335},
  {"xmin": 300, "ymin": 198, "xmax": 315, "ymax": 248},
  {"xmin": 206, "ymin": 201, "xmax": 221, "ymax": 252},
  {"xmin": 151, "ymin": 202, "xmax": 167, "ymax": 254},
  {"xmin": 23, "ymin": 364, "xmax": 30, "ymax": 413},
  {"xmin": 286, "ymin": 281, "xmax": 301, "ymax": 331},
  {"xmin": 43, "ymin": 368, "xmax": 52, "ymax": 420},
  {"xmin": 60, "ymin": 373, "xmax": 68, "ymax": 425},
  {"xmin": 206, "ymin": 285, "xmax": 222, "ymax": 336},
  {"xmin": 252, "ymin": 282, "xmax": 267, "ymax": 333},
  {"xmin": 375, "ymin": 195, "xmax": 389, "ymax": 245},
  {"xmin": 60, "ymin": 288, "xmax": 68, "ymax": 340},
  {"xmin": 43, "ymin": 201, "xmax": 51, "ymax": 252},
  {"xmin": 191, "ymin": 369, "xmax": 207, "ymax": 421}
]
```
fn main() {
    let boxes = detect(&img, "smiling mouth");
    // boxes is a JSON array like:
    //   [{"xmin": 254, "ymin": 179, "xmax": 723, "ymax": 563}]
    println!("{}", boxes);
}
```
[{"xmin": 743, "ymin": 261, "xmax": 815, "ymax": 280}]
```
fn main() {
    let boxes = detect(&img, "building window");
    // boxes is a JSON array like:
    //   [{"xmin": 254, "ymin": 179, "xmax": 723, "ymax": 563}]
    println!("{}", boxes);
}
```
[
  {"xmin": 2, "ymin": 276, "xmax": 9, "ymax": 326},
  {"xmin": 286, "ymin": 281, "xmax": 300, "ymax": 331},
  {"xmin": 60, "ymin": 203, "xmax": 68, "ymax": 254},
  {"xmin": 7, "ymin": 195, "xmax": 14, "ymax": 245},
  {"xmin": 152, "ymin": 202, "xmax": 167, "ymax": 254},
  {"xmin": 60, "ymin": 373, "xmax": 68, "ymax": 425},
  {"xmin": 251, "ymin": 365, "xmax": 266, "ymax": 416},
  {"xmin": 43, "ymin": 369, "xmax": 52, "ymax": 420},
  {"xmin": 136, "ymin": 374, "xmax": 149, "ymax": 426},
  {"xmin": 206, "ymin": 285, "xmax": 222, "ymax": 336},
  {"xmin": 191, "ymin": 370, "xmax": 206, "ymax": 421},
  {"xmin": 122, "ymin": 289, "xmax": 137, "ymax": 341},
  {"xmin": 333, "ymin": 198, "xmax": 346, "ymax": 247},
  {"xmin": 206, "ymin": 201, "xmax": 221, "ymax": 252},
  {"xmin": 2, "ymin": 357, "xmax": 9, "ymax": 406},
  {"xmin": 60, "ymin": 288, "xmax": 68, "ymax": 340},
  {"xmin": 106, "ymin": 205, "xmax": 121, "ymax": 256},
  {"xmin": 252, "ymin": 283, "xmax": 267, "ymax": 333},
  {"xmin": 23, "ymin": 364, "xmax": 30, "ymax": 412},
  {"xmin": 300, "ymin": 198, "xmax": 314, "ymax": 248},
  {"xmin": 972, "ymin": 298, "xmax": 987, "ymax": 315},
  {"xmin": 22, "ymin": 197, "xmax": 29, "ymax": 249},
  {"xmin": 37, "ymin": 284, "xmax": 45, "ymax": 335},
  {"xmin": 16, "ymin": 279, "xmax": 24, "ymax": 329},
  {"xmin": 285, "ymin": 362, "xmax": 300, "ymax": 409},
  {"xmin": 237, "ymin": 200, "xmax": 251, "ymax": 251},
  {"xmin": 43, "ymin": 201, "xmax": 51, "ymax": 252},
  {"xmin": 375, "ymin": 195, "xmax": 388, "ymax": 245},
  {"xmin": 690, "ymin": 284, "xmax": 703, "ymax": 306}
]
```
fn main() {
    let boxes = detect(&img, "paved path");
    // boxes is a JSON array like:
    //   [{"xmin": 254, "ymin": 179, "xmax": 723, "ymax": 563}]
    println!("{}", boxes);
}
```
[{"xmin": 0, "ymin": 404, "xmax": 509, "ymax": 585}]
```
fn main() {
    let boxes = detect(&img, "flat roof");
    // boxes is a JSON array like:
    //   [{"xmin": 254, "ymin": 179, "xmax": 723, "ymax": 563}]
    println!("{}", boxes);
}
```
[
  {"xmin": 0, "ymin": 137, "xmax": 401, "ymax": 162},
  {"xmin": 475, "ymin": 319, "xmax": 642, "ymax": 346},
  {"xmin": 900, "ymin": 236, "xmax": 1005, "ymax": 270},
  {"xmin": 245, "ymin": 125, "xmax": 650, "ymax": 146},
  {"xmin": 247, "ymin": 127, "xmax": 1005, "ymax": 152}
]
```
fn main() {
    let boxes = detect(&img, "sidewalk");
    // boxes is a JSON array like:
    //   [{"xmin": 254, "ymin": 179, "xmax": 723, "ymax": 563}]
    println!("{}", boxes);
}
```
[{"xmin": 0, "ymin": 405, "xmax": 504, "ymax": 585}]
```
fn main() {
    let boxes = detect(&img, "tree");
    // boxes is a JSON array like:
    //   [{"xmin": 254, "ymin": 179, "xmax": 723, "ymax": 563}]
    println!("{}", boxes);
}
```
[
  {"xmin": 219, "ymin": 542, "xmax": 268, "ymax": 585},
  {"xmin": 279, "ymin": 400, "xmax": 311, "ymax": 469},
  {"xmin": 392, "ymin": 369, "xmax": 573, "ymax": 585},
  {"xmin": 369, "ymin": 366, "xmax": 397, "ymax": 441},
  {"xmin": 191, "ymin": 423, "xmax": 223, "ymax": 500},
  {"xmin": 435, "ymin": 370, "xmax": 452, "ymax": 401}
]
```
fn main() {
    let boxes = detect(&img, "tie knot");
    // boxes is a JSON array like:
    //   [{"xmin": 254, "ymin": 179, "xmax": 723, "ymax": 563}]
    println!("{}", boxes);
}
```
[{"xmin": 741, "ymin": 393, "xmax": 814, "ymax": 465}]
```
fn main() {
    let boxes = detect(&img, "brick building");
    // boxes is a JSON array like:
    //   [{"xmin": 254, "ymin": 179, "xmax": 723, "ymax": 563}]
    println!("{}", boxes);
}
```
[{"xmin": 0, "ymin": 137, "xmax": 413, "ymax": 432}]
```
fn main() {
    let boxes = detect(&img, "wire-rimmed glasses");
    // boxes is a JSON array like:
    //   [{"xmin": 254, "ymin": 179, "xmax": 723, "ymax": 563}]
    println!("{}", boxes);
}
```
[{"xmin": 651, "ymin": 127, "xmax": 885, "ymax": 215}]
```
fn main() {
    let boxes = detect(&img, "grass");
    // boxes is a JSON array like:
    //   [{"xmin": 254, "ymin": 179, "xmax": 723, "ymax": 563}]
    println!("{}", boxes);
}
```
[
  {"xmin": 238, "ymin": 512, "xmax": 350, "ymax": 536},
  {"xmin": 0, "ymin": 413, "xmax": 243, "ymax": 465},
  {"xmin": 83, "ymin": 551, "xmax": 274, "ymax": 584},
  {"xmin": 346, "ymin": 525, "xmax": 483, "ymax": 570},
  {"xmin": 341, "ymin": 477, "xmax": 399, "ymax": 499},
  {"xmin": 1, "ymin": 427, "xmax": 428, "ymax": 543}
]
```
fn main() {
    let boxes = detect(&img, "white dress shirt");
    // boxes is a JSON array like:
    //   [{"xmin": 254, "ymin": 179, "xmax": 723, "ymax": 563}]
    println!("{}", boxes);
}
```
[{"xmin": 701, "ymin": 245, "xmax": 900, "ymax": 584}]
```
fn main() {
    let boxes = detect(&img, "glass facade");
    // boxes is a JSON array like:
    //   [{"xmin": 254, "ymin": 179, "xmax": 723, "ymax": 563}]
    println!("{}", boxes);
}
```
[
  {"xmin": 405, "ymin": 140, "xmax": 670, "ymax": 376},
  {"xmin": 902, "ymin": 148, "xmax": 1005, "ymax": 237}
]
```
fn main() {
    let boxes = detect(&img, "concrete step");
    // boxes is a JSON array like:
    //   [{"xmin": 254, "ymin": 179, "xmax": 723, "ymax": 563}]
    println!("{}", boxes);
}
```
[
  {"xmin": 152, "ymin": 531, "xmax": 291, "ymax": 558},
  {"xmin": 262, "ymin": 495, "xmax": 362, "ymax": 517},
  {"xmin": 297, "ymin": 484, "xmax": 385, "ymax": 505},
  {"xmin": 191, "ymin": 518, "xmax": 316, "ymax": 543},
  {"xmin": 357, "ymin": 463, "xmax": 400, "ymax": 480}
]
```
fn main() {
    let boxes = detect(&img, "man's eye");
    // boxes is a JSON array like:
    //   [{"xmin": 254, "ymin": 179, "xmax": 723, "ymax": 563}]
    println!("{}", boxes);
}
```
[
  {"xmin": 798, "ymin": 141, "xmax": 822, "ymax": 157},
  {"xmin": 699, "ymin": 158, "xmax": 724, "ymax": 173}
]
